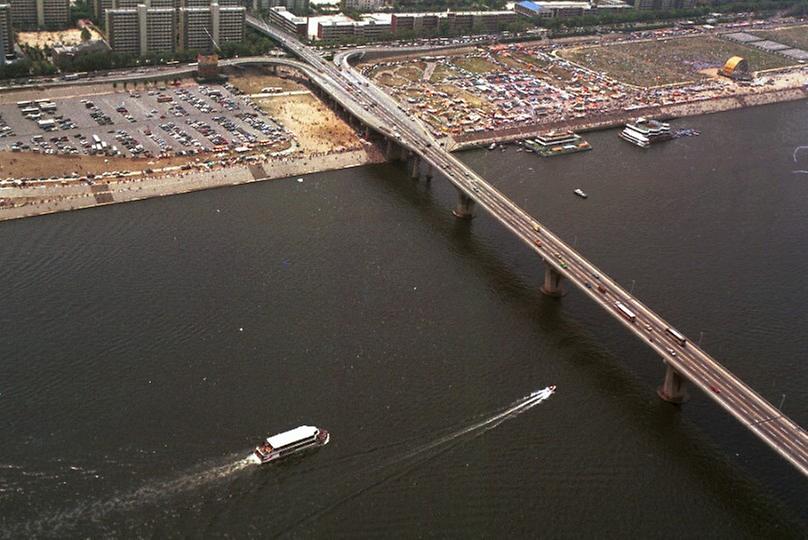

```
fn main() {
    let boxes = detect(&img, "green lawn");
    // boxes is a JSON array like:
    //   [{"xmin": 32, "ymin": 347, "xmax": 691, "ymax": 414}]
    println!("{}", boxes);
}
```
[
  {"xmin": 563, "ymin": 36, "xmax": 793, "ymax": 86},
  {"xmin": 753, "ymin": 25, "xmax": 808, "ymax": 51},
  {"xmin": 451, "ymin": 56, "xmax": 501, "ymax": 74}
]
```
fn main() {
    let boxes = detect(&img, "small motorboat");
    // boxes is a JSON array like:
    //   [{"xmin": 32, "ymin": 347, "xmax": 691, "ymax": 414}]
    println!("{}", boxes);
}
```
[{"xmin": 574, "ymin": 188, "xmax": 588, "ymax": 199}]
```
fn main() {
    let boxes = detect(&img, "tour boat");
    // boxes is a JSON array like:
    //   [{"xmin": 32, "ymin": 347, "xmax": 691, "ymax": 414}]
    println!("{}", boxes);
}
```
[
  {"xmin": 249, "ymin": 425, "xmax": 330, "ymax": 465},
  {"xmin": 619, "ymin": 118, "xmax": 672, "ymax": 148},
  {"xmin": 524, "ymin": 131, "xmax": 591, "ymax": 157},
  {"xmin": 574, "ymin": 188, "xmax": 588, "ymax": 198}
]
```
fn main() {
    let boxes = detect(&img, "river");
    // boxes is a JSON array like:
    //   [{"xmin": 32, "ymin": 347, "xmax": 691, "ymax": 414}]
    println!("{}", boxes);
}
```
[{"xmin": 1, "ymin": 100, "xmax": 806, "ymax": 537}]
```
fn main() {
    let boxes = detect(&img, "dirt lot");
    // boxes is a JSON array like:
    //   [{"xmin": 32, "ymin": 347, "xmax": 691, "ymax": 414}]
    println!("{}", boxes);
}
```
[
  {"xmin": 227, "ymin": 67, "xmax": 302, "ymax": 94},
  {"xmin": 255, "ymin": 93, "xmax": 360, "ymax": 154},
  {"xmin": 0, "ymin": 150, "xmax": 202, "ymax": 179},
  {"xmin": 0, "ymin": 83, "xmax": 122, "ymax": 104},
  {"xmin": 563, "ymin": 36, "xmax": 794, "ymax": 86},
  {"xmin": 17, "ymin": 29, "xmax": 104, "ymax": 48},
  {"xmin": 754, "ymin": 25, "xmax": 808, "ymax": 51},
  {"xmin": 228, "ymin": 67, "xmax": 362, "ymax": 154}
]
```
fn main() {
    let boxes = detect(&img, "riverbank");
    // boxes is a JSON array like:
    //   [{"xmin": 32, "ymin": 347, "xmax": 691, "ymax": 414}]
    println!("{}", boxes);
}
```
[
  {"xmin": 0, "ymin": 146, "xmax": 383, "ymax": 221},
  {"xmin": 451, "ymin": 85, "xmax": 808, "ymax": 150},
  {"xmin": 0, "ymin": 66, "xmax": 381, "ymax": 222}
]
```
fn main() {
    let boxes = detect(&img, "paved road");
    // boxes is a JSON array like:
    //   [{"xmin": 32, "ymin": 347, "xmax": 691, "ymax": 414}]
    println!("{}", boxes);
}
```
[{"xmin": 247, "ymin": 15, "xmax": 808, "ymax": 477}]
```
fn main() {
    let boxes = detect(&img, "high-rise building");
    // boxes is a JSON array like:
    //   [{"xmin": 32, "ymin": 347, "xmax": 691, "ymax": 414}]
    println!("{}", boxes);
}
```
[
  {"xmin": 95, "ymin": 0, "xmax": 175, "ymax": 24},
  {"xmin": 105, "ymin": 2, "xmax": 177, "ymax": 55},
  {"xmin": 92, "ymin": 0, "xmax": 113, "ymax": 23},
  {"xmin": 105, "ymin": 0, "xmax": 244, "ymax": 55},
  {"xmin": 0, "ymin": 4, "xmax": 13, "ymax": 62},
  {"xmin": 178, "ymin": 2, "xmax": 244, "ymax": 52},
  {"xmin": 9, "ymin": 0, "xmax": 69, "ymax": 30}
]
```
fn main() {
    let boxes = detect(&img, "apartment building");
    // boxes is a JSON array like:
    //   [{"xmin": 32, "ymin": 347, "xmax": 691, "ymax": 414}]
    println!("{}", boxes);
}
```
[
  {"xmin": 0, "ymin": 4, "xmax": 12, "ymax": 61},
  {"xmin": 105, "ymin": 0, "xmax": 244, "ymax": 55},
  {"xmin": 267, "ymin": 5, "xmax": 307, "ymax": 38},
  {"xmin": 390, "ymin": 12, "xmax": 440, "ymax": 34},
  {"xmin": 178, "ymin": 2, "xmax": 245, "ymax": 52},
  {"xmin": 317, "ymin": 14, "xmax": 390, "ymax": 41},
  {"xmin": 390, "ymin": 10, "xmax": 517, "ymax": 36},
  {"xmin": 105, "ymin": 3, "xmax": 177, "ymax": 55},
  {"xmin": 9, "ymin": 0, "xmax": 69, "ymax": 30}
]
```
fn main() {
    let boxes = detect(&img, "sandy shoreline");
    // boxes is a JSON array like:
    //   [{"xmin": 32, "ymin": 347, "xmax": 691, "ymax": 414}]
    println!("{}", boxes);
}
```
[
  {"xmin": 0, "ymin": 147, "xmax": 383, "ymax": 222},
  {"xmin": 2, "ymin": 86, "xmax": 805, "ymax": 221}
]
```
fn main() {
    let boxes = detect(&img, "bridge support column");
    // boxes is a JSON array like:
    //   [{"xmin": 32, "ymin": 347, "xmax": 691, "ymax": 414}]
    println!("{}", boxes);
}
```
[
  {"xmin": 657, "ymin": 363, "xmax": 689, "ymax": 404},
  {"xmin": 385, "ymin": 138, "xmax": 400, "ymax": 161},
  {"xmin": 540, "ymin": 265, "xmax": 565, "ymax": 297},
  {"xmin": 409, "ymin": 154, "xmax": 420, "ymax": 179},
  {"xmin": 452, "ymin": 189, "xmax": 474, "ymax": 219}
]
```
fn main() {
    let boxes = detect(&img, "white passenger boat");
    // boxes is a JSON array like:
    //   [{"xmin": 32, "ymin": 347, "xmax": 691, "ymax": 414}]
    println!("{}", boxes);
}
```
[
  {"xmin": 249, "ymin": 425, "xmax": 330, "ymax": 465},
  {"xmin": 574, "ymin": 188, "xmax": 588, "ymax": 199},
  {"xmin": 619, "ymin": 118, "xmax": 672, "ymax": 148}
]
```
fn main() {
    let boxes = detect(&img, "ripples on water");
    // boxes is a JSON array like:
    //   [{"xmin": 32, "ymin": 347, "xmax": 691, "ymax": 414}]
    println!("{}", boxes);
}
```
[
  {"xmin": 3, "ymin": 390, "xmax": 554, "ymax": 537},
  {"xmin": 1, "ymin": 101, "xmax": 807, "ymax": 536}
]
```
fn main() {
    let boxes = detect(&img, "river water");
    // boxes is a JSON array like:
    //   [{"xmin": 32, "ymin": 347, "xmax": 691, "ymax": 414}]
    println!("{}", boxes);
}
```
[{"xmin": 1, "ymin": 100, "xmax": 807, "ymax": 537}]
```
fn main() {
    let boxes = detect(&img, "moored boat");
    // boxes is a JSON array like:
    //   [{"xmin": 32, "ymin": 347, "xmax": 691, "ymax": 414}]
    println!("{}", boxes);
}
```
[
  {"xmin": 526, "ymin": 131, "xmax": 591, "ymax": 157},
  {"xmin": 619, "ymin": 118, "xmax": 672, "ymax": 148},
  {"xmin": 249, "ymin": 425, "xmax": 330, "ymax": 465}
]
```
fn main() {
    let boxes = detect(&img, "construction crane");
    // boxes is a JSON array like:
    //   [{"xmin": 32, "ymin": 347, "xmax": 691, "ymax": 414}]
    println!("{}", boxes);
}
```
[
  {"xmin": 197, "ymin": 26, "xmax": 221, "ymax": 80},
  {"xmin": 202, "ymin": 26, "xmax": 221, "ymax": 53}
]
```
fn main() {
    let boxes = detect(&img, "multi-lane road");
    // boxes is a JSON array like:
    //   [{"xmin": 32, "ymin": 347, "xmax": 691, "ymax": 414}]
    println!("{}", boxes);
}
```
[{"xmin": 249, "ymin": 16, "xmax": 808, "ymax": 477}]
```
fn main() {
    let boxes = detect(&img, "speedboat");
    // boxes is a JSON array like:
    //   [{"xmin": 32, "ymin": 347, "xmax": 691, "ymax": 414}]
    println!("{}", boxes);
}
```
[
  {"xmin": 249, "ymin": 425, "xmax": 330, "ymax": 465},
  {"xmin": 529, "ymin": 385, "xmax": 557, "ymax": 399},
  {"xmin": 574, "ymin": 188, "xmax": 588, "ymax": 198}
]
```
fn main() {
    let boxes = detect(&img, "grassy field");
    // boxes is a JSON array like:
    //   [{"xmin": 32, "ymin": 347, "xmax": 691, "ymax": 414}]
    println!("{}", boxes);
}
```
[
  {"xmin": 563, "ymin": 36, "xmax": 793, "ymax": 86},
  {"xmin": 753, "ymin": 25, "xmax": 808, "ymax": 50},
  {"xmin": 451, "ymin": 56, "xmax": 500, "ymax": 74},
  {"xmin": 429, "ymin": 63, "xmax": 456, "ymax": 82}
]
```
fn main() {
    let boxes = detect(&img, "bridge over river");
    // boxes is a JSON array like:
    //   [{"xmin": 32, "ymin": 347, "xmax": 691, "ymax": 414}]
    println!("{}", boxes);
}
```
[{"xmin": 247, "ymin": 15, "xmax": 808, "ymax": 477}]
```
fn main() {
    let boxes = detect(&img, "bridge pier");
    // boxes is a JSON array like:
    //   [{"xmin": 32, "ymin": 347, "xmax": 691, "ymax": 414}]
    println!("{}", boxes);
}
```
[
  {"xmin": 409, "ymin": 154, "xmax": 420, "ymax": 179},
  {"xmin": 452, "ymin": 189, "xmax": 475, "ymax": 219},
  {"xmin": 657, "ymin": 363, "xmax": 689, "ymax": 404},
  {"xmin": 540, "ymin": 265, "xmax": 565, "ymax": 297},
  {"xmin": 385, "ymin": 138, "xmax": 401, "ymax": 161}
]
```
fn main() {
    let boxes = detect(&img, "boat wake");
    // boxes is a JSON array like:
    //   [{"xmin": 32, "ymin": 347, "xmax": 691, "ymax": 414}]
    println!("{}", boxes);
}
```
[
  {"xmin": 389, "ymin": 387, "xmax": 555, "ymax": 466},
  {"xmin": 6, "ymin": 455, "xmax": 254, "ymax": 538},
  {"xmin": 286, "ymin": 386, "xmax": 556, "ymax": 533},
  {"xmin": 5, "ymin": 388, "xmax": 555, "ymax": 538}
]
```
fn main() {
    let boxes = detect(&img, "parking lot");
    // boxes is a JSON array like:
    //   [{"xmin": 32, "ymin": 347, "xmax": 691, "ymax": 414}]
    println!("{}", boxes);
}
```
[{"xmin": 0, "ymin": 81, "xmax": 293, "ymax": 160}]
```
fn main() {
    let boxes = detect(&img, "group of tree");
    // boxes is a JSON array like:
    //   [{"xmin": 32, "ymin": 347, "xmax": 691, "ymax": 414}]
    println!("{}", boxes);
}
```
[
  {"xmin": 0, "ymin": 27, "xmax": 278, "ymax": 80},
  {"xmin": 70, "ymin": 0, "xmax": 95, "ymax": 24},
  {"xmin": 537, "ymin": 0, "xmax": 808, "ymax": 32}
]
